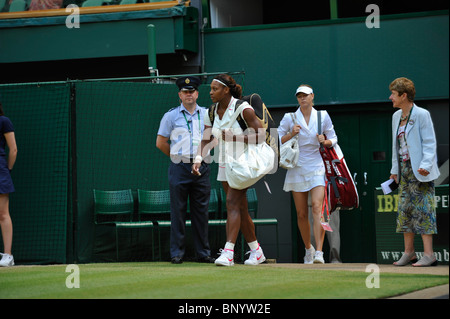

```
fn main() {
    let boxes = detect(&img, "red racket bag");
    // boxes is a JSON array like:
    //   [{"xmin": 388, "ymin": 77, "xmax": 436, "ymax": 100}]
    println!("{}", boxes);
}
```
[{"xmin": 318, "ymin": 111, "xmax": 359, "ymax": 212}]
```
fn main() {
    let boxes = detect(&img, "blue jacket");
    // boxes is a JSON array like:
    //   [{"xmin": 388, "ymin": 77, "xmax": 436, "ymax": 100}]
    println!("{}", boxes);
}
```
[{"xmin": 391, "ymin": 104, "xmax": 440, "ymax": 182}]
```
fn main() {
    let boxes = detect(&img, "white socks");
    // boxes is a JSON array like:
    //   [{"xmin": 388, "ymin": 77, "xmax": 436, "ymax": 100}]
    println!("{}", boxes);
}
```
[
  {"xmin": 224, "ymin": 242, "xmax": 235, "ymax": 251},
  {"xmin": 248, "ymin": 240, "xmax": 259, "ymax": 251},
  {"xmin": 224, "ymin": 240, "xmax": 259, "ymax": 251}
]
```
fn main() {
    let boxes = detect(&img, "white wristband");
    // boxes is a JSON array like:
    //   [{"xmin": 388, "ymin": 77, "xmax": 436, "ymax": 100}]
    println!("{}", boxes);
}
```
[{"xmin": 194, "ymin": 155, "xmax": 203, "ymax": 164}]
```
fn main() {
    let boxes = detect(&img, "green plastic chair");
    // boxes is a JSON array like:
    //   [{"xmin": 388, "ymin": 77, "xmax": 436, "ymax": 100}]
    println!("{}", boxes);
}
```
[
  {"xmin": 246, "ymin": 188, "xmax": 258, "ymax": 217},
  {"xmin": 93, "ymin": 189, "xmax": 134, "ymax": 224},
  {"xmin": 137, "ymin": 189, "xmax": 171, "ymax": 219},
  {"xmin": 208, "ymin": 189, "xmax": 219, "ymax": 219},
  {"xmin": 93, "ymin": 189, "xmax": 135, "ymax": 260},
  {"xmin": 137, "ymin": 189, "xmax": 172, "ymax": 260},
  {"xmin": 219, "ymin": 187, "xmax": 258, "ymax": 218}
]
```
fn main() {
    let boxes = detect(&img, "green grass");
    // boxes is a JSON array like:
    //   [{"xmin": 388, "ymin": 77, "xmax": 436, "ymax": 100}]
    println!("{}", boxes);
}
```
[{"xmin": 0, "ymin": 262, "xmax": 447, "ymax": 299}]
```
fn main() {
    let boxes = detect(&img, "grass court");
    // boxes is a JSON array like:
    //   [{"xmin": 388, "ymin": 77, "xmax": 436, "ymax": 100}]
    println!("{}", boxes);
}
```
[{"xmin": 0, "ymin": 262, "xmax": 448, "ymax": 299}]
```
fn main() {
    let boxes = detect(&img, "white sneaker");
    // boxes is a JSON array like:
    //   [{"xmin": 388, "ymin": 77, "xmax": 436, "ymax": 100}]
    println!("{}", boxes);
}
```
[
  {"xmin": 244, "ymin": 245, "xmax": 266, "ymax": 265},
  {"xmin": 313, "ymin": 251, "xmax": 325, "ymax": 264},
  {"xmin": 215, "ymin": 249, "xmax": 234, "ymax": 266},
  {"xmin": 0, "ymin": 253, "xmax": 14, "ymax": 267},
  {"xmin": 304, "ymin": 246, "xmax": 315, "ymax": 264}
]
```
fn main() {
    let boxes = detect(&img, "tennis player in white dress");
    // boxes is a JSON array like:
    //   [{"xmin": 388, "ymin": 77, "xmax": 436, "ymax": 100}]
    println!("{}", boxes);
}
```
[{"xmin": 278, "ymin": 85, "xmax": 337, "ymax": 264}]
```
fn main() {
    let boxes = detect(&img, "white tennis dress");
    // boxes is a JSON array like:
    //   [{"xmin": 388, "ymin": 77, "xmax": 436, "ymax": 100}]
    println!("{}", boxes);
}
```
[
  {"xmin": 204, "ymin": 97, "xmax": 253, "ymax": 181},
  {"xmin": 277, "ymin": 107, "xmax": 337, "ymax": 192}
]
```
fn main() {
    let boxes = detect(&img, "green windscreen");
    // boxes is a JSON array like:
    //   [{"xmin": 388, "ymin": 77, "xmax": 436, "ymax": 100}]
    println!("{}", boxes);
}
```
[
  {"xmin": 0, "ymin": 83, "xmax": 70, "ymax": 264},
  {"xmin": 1, "ymin": 73, "xmax": 244, "ymax": 264},
  {"xmin": 75, "ymin": 79, "xmax": 226, "ymax": 262}
]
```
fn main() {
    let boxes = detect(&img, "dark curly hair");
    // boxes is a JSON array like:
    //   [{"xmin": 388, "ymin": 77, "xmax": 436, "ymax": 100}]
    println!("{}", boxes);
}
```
[{"xmin": 213, "ymin": 74, "xmax": 243, "ymax": 99}]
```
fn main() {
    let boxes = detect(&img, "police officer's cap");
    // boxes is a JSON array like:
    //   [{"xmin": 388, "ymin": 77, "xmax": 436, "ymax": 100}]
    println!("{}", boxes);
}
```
[{"xmin": 176, "ymin": 76, "xmax": 200, "ymax": 91}]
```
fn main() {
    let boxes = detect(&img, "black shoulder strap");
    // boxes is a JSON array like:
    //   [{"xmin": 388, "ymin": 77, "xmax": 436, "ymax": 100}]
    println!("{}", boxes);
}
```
[
  {"xmin": 235, "ymin": 99, "xmax": 248, "ymax": 131},
  {"xmin": 208, "ymin": 103, "xmax": 217, "ymax": 126}
]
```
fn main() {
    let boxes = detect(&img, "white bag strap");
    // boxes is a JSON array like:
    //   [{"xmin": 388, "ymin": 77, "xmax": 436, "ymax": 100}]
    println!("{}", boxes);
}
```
[
  {"xmin": 289, "ymin": 113, "xmax": 299, "ymax": 140},
  {"xmin": 223, "ymin": 100, "xmax": 249, "ymax": 159},
  {"xmin": 227, "ymin": 99, "xmax": 248, "ymax": 128},
  {"xmin": 290, "ymin": 112, "xmax": 296, "ymax": 123},
  {"xmin": 217, "ymin": 99, "xmax": 247, "ymax": 143}
]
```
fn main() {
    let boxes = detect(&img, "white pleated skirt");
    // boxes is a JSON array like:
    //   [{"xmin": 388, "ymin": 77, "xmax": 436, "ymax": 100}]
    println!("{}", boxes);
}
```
[{"xmin": 283, "ymin": 166, "xmax": 326, "ymax": 193}]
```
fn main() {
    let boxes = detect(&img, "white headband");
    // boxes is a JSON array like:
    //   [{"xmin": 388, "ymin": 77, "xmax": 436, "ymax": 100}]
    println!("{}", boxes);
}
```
[
  {"xmin": 295, "ymin": 86, "xmax": 313, "ymax": 96},
  {"xmin": 213, "ymin": 78, "xmax": 228, "ymax": 87}
]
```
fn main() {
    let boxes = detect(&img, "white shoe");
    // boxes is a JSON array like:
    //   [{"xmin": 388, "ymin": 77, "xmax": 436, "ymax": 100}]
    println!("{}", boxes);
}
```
[
  {"xmin": 244, "ymin": 245, "xmax": 266, "ymax": 265},
  {"xmin": 304, "ymin": 246, "xmax": 315, "ymax": 264},
  {"xmin": 313, "ymin": 251, "xmax": 325, "ymax": 264},
  {"xmin": 215, "ymin": 249, "xmax": 234, "ymax": 266},
  {"xmin": 0, "ymin": 253, "xmax": 14, "ymax": 267}
]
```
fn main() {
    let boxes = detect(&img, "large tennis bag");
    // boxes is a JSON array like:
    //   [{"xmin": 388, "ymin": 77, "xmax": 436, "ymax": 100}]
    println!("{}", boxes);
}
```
[
  {"xmin": 209, "ymin": 93, "xmax": 279, "ymax": 173},
  {"xmin": 318, "ymin": 111, "xmax": 359, "ymax": 212}
]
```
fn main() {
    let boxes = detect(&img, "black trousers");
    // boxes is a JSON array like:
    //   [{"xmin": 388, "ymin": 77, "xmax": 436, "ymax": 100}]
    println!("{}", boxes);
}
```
[{"xmin": 168, "ymin": 161, "xmax": 211, "ymax": 259}]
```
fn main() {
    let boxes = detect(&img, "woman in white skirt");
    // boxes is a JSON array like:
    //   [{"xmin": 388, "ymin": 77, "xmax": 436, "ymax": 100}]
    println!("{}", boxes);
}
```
[{"xmin": 278, "ymin": 85, "xmax": 337, "ymax": 264}]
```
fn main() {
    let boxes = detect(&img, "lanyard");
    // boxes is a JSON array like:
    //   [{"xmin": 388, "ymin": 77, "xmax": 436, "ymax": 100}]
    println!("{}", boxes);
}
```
[
  {"xmin": 396, "ymin": 105, "xmax": 414, "ymax": 144},
  {"xmin": 395, "ymin": 105, "xmax": 414, "ymax": 176},
  {"xmin": 182, "ymin": 110, "xmax": 201, "ymax": 135}
]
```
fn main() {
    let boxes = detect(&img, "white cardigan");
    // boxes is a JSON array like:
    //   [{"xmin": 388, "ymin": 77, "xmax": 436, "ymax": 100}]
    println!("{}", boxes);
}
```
[{"xmin": 391, "ymin": 104, "xmax": 440, "ymax": 182}]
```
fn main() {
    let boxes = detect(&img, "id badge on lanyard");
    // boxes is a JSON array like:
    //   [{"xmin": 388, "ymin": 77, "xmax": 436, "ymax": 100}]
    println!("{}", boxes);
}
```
[
  {"xmin": 183, "ymin": 111, "xmax": 201, "ymax": 149},
  {"xmin": 401, "ymin": 149, "xmax": 410, "ymax": 162},
  {"xmin": 396, "ymin": 106, "xmax": 413, "ymax": 162}
]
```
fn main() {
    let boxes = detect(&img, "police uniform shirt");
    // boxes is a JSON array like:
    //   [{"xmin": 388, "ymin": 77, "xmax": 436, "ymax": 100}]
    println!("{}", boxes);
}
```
[{"xmin": 158, "ymin": 104, "xmax": 207, "ymax": 161}]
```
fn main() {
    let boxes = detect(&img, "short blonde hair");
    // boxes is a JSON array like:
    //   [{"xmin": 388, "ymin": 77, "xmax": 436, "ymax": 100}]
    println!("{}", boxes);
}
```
[{"xmin": 389, "ymin": 77, "xmax": 415, "ymax": 102}]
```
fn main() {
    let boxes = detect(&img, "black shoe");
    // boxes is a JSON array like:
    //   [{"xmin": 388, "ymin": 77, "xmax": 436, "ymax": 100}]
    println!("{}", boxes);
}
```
[
  {"xmin": 197, "ymin": 256, "xmax": 215, "ymax": 263},
  {"xmin": 171, "ymin": 257, "xmax": 183, "ymax": 264}
]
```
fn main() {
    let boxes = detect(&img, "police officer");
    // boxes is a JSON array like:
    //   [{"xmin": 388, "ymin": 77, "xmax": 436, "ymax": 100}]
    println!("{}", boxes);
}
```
[{"xmin": 156, "ymin": 76, "xmax": 214, "ymax": 264}]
